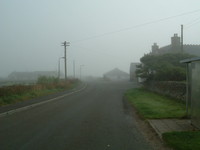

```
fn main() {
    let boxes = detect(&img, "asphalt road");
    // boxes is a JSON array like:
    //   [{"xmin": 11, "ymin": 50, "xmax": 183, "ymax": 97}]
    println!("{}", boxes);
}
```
[{"xmin": 0, "ymin": 80, "xmax": 153, "ymax": 150}]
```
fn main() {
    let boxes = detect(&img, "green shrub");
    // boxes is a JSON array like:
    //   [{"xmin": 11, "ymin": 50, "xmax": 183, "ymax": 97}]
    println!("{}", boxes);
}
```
[
  {"xmin": 136, "ymin": 53, "xmax": 195, "ymax": 81},
  {"xmin": 37, "ymin": 76, "xmax": 59, "ymax": 85}
]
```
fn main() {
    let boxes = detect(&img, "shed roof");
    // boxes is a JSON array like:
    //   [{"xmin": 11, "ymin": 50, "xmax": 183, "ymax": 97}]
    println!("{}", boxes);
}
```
[{"xmin": 180, "ymin": 57, "xmax": 200, "ymax": 64}]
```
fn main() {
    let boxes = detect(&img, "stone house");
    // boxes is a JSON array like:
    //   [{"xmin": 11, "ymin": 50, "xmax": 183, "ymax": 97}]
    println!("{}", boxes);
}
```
[{"xmin": 151, "ymin": 34, "xmax": 200, "ymax": 56}]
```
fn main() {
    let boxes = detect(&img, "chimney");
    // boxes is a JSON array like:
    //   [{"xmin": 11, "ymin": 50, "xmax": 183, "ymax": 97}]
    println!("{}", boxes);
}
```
[
  {"xmin": 152, "ymin": 43, "xmax": 159, "ymax": 54},
  {"xmin": 171, "ymin": 34, "xmax": 181, "ymax": 48}
]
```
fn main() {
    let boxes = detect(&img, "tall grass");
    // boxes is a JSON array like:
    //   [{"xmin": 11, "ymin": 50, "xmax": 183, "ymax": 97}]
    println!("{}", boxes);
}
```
[{"xmin": 0, "ymin": 77, "xmax": 79, "ymax": 106}]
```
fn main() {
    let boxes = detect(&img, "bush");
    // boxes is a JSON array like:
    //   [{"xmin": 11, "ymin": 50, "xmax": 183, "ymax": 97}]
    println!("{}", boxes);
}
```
[
  {"xmin": 137, "ymin": 53, "xmax": 195, "ymax": 81},
  {"xmin": 0, "ymin": 85, "xmax": 33, "ymax": 97},
  {"xmin": 37, "ymin": 76, "xmax": 59, "ymax": 85}
]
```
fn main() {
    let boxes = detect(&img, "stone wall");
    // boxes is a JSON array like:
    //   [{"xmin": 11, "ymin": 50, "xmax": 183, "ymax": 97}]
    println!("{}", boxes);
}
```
[{"xmin": 143, "ymin": 81, "xmax": 186, "ymax": 102}]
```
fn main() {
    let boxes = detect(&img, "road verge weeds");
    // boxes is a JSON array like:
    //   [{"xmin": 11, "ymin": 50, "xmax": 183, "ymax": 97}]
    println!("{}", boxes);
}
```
[{"xmin": 0, "ymin": 79, "xmax": 79, "ymax": 106}]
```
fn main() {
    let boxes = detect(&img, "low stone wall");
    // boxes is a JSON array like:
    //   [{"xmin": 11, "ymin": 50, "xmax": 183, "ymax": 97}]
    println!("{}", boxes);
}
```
[{"xmin": 143, "ymin": 81, "xmax": 186, "ymax": 102}]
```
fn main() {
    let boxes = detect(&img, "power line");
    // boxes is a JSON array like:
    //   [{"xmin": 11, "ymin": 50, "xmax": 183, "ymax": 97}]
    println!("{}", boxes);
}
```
[
  {"xmin": 72, "ymin": 45, "xmax": 119, "ymax": 58},
  {"xmin": 71, "ymin": 9, "xmax": 200, "ymax": 43},
  {"xmin": 185, "ymin": 16, "xmax": 200, "ymax": 26},
  {"xmin": 185, "ymin": 20, "xmax": 200, "ymax": 29},
  {"xmin": 185, "ymin": 17, "xmax": 200, "ymax": 29}
]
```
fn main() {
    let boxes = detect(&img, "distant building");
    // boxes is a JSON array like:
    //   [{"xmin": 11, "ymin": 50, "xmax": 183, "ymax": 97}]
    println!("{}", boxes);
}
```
[
  {"xmin": 130, "ymin": 62, "xmax": 140, "ymax": 81},
  {"xmin": 8, "ymin": 71, "xmax": 58, "ymax": 81},
  {"xmin": 151, "ymin": 34, "xmax": 200, "ymax": 56},
  {"xmin": 103, "ymin": 68, "xmax": 129, "ymax": 81}
]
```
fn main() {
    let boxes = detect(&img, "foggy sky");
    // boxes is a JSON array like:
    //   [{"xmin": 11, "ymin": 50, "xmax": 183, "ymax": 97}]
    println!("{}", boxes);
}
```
[{"xmin": 1, "ymin": 0, "xmax": 200, "ymax": 78}]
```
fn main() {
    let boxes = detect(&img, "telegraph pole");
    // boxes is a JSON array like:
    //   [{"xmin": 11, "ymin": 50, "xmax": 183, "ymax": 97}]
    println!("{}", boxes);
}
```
[
  {"xmin": 61, "ymin": 41, "xmax": 70, "ymax": 81},
  {"xmin": 181, "ymin": 25, "xmax": 183, "ymax": 52},
  {"xmin": 80, "ymin": 65, "xmax": 84, "ymax": 80},
  {"xmin": 58, "ymin": 57, "xmax": 64, "ymax": 79},
  {"xmin": 73, "ymin": 60, "xmax": 75, "ymax": 78}
]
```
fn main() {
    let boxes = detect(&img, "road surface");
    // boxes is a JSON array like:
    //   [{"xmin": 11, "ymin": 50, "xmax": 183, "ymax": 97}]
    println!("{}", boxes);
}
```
[{"xmin": 0, "ymin": 80, "xmax": 152, "ymax": 150}]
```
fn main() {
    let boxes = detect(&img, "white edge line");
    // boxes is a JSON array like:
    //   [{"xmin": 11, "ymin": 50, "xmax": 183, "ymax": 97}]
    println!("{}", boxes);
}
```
[{"xmin": 0, "ymin": 83, "xmax": 87, "ymax": 118}]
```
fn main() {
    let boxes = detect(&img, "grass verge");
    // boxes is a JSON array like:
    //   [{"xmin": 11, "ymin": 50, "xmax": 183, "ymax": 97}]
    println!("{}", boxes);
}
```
[
  {"xmin": 125, "ymin": 88, "xmax": 186, "ymax": 119},
  {"xmin": 0, "ymin": 88, "xmax": 62, "ymax": 106},
  {"xmin": 0, "ymin": 79, "xmax": 80, "ymax": 106},
  {"xmin": 163, "ymin": 131, "xmax": 200, "ymax": 150}
]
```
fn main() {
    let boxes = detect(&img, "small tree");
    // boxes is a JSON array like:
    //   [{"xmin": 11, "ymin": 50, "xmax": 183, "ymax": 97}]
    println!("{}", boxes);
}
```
[
  {"xmin": 37, "ymin": 76, "xmax": 59, "ymax": 85},
  {"xmin": 136, "ymin": 52, "xmax": 195, "ymax": 81}
]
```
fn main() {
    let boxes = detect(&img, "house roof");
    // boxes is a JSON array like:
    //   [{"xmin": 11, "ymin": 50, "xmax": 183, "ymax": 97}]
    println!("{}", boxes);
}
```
[
  {"xmin": 158, "ymin": 45, "xmax": 171, "ymax": 53},
  {"xmin": 104, "ymin": 68, "xmax": 129, "ymax": 77},
  {"xmin": 156, "ymin": 44, "xmax": 200, "ymax": 56},
  {"xmin": 184, "ymin": 45, "xmax": 200, "ymax": 56}
]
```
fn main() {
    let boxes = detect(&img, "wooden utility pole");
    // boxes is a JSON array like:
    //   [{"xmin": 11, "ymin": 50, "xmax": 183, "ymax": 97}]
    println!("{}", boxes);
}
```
[
  {"xmin": 80, "ymin": 65, "xmax": 84, "ymax": 80},
  {"xmin": 181, "ymin": 25, "xmax": 183, "ymax": 52},
  {"xmin": 73, "ymin": 60, "xmax": 75, "ymax": 78},
  {"xmin": 61, "ymin": 41, "xmax": 70, "ymax": 81}
]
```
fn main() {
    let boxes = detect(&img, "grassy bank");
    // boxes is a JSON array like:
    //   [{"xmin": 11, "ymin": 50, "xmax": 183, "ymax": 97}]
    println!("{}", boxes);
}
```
[
  {"xmin": 125, "ymin": 88, "xmax": 186, "ymax": 119},
  {"xmin": 163, "ymin": 131, "xmax": 200, "ymax": 150},
  {"xmin": 0, "ymin": 78, "xmax": 79, "ymax": 106},
  {"xmin": 125, "ymin": 88, "xmax": 200, "ymax": 150}
]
